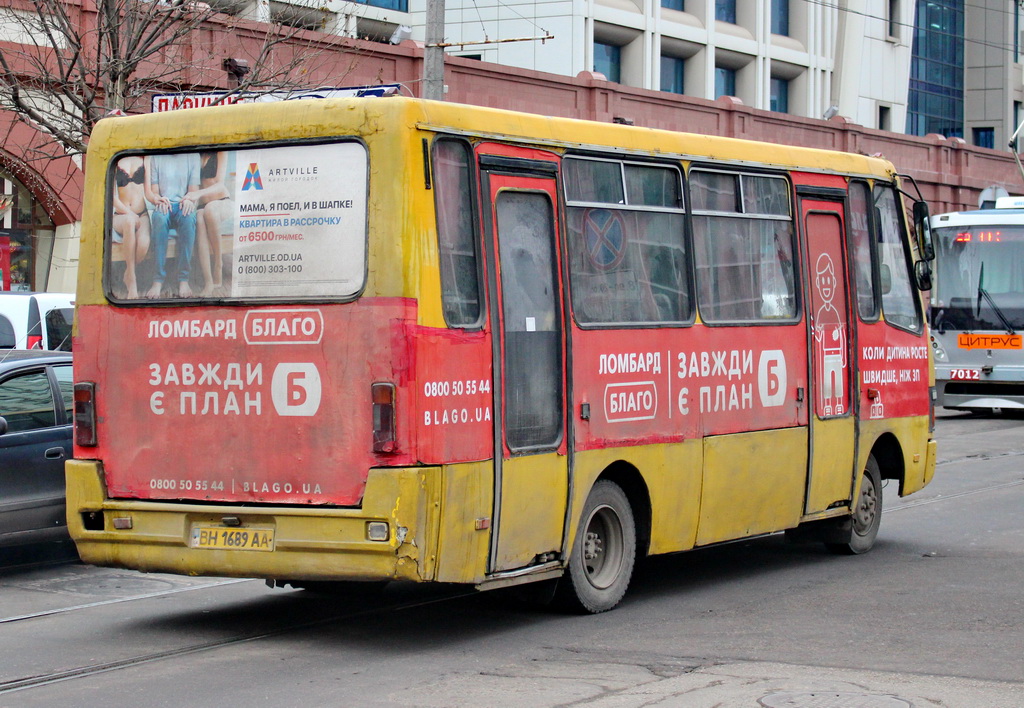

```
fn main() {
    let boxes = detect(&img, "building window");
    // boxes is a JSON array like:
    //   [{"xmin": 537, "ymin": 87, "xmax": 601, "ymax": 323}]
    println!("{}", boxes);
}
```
[
  {"xmin": 906, "ymin": 0, "xmax": 964, "ymax": 138},
  {"xmin": 661, "ymin": 0, "xmax": 684, "ymax": 10},
  {"xmin": 355, "ymin": 0, "xmax": 408, "ymax": 11},
  {"xmin": 888, "ymin": 0, "xmax": 900, "ymax": 38},
  {"xmin": 715, "ymin": 66, "xmax": 736, "ymax": 98},
  {"xmin": 661, "ymin": 56, "xmax": 685, "ymax": 94},
  {"xmin": 594, "ymin": 42, "xmax": 621, "ymax": 83},
  {"xmin": 1016, "ymin": 2, "xmax": 1022, "ymax": 62},
  {"xmin": 1014, "ymin": 102, "xmax": 1023, "ymax": 149},
  {"xmin": 973, "ymin": 127, "xmax": 995, "ymax": 149},
  {"xmin": 1, "ymin": 169, "xmax": 55, "ymax": 292},
  {"xmin": 770, "ymin": 78, "xmax": 789, "ymax": 113},
  {"xmin": 878, "ymin": 105, "xmax": 891, "ymax": 130},
  {"xmin": 771, "ymin": 0, "xmax": 789, "ymax": 35},
  {"xmin": 715, "ymin": 0, "xmax": 736, "ymax": 23}
]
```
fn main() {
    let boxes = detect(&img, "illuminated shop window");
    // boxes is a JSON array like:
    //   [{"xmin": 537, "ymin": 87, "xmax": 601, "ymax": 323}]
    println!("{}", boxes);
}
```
[{"xmin": 0, "ymin": 169, "xmax": 55, "ymax": 292}]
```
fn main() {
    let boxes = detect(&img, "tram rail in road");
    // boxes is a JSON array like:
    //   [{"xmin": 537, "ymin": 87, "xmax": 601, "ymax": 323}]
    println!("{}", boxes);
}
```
[{"xmin": 1, "ymin": 411, "xmax": 1020, "ymax": 705}]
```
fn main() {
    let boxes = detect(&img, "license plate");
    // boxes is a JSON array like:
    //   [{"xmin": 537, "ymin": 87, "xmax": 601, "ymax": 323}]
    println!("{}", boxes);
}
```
[
  {"xmin": 190, "ymin": 526, "xmax": 275, "ymax": 551},
  {"xmin": 949, "ymin": 368, "xmax": 981, "ymax": 381}
]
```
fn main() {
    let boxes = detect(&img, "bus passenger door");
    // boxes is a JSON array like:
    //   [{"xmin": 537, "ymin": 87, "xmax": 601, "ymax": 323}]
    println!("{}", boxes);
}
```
[
  {"xmin": 479, "ymin": 152, "xmax": 569, "ymax": 574},
  {"xmin": 801, "ymin": 197, "xmax": 857, "ymax": 515}
]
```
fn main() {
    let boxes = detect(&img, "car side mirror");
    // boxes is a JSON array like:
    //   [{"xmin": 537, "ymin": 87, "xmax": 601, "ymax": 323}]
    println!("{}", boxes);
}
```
[
  {"xmin": 880, "ymin": 263, "xmax": 892, "ymax": 295},
  {"xmin": 0, "ymin": 416, "xmax": 7, "ymax": 436}
]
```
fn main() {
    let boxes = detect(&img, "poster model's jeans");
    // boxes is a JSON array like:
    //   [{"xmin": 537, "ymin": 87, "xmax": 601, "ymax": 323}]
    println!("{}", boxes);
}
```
[{"xmin": 150, "ymin": 202, "xmax": 197, "ymax": 283}]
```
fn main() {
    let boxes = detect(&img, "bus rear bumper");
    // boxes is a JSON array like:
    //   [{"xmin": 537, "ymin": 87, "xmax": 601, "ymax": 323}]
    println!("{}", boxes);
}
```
[{"xmin": 65, "ymin": 460, "xmax": 441, "ymax": 583}]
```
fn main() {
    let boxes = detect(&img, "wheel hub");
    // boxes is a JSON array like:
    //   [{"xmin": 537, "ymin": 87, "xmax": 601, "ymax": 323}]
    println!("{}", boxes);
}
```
[
  {"xmin": 584, "ymin": 531, "xmax": 604, "ymax": 562},
  {"xmin": 853, "ymin": 476, "xmax": 877, "ymax": 534}
]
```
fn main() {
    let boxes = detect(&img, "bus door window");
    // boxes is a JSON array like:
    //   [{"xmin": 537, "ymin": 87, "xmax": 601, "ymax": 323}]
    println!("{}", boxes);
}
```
[{"xmin": 495, "ymin": 191, "xmax": 562, "ymax": 449}]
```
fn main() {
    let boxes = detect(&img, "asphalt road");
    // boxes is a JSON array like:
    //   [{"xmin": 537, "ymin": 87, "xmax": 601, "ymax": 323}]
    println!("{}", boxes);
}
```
[{"xmin": 1, "ymin": 411, "xmax": 1022, "ymax": 708}]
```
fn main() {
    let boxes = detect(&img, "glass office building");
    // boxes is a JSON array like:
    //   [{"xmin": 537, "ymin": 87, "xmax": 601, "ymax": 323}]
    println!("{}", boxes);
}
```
[{"xmin": 906, "ymin": 0, "xmax": 964, "ymax": 138}]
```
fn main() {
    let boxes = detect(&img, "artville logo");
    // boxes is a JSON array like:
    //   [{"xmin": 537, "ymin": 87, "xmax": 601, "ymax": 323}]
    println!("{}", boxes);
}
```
[{"xmin": 242, "ymin": 163, "xmax": 263, "ymax": 191}]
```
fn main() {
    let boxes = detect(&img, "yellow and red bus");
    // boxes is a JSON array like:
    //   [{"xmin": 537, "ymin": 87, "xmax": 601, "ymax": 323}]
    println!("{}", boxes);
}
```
[{"xmin": 67, "ymin": 97, "xmax": 937, "ymax": 612}]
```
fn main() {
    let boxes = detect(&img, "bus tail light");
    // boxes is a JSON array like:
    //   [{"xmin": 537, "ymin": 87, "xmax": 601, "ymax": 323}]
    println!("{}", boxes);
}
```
[
  {"xmin": 372, "ymin": 383, "xmax": 396, "ymax": 453},
  {"xmin": 74, "ymin": 382, "xmax": 97, "ymax": 446}
]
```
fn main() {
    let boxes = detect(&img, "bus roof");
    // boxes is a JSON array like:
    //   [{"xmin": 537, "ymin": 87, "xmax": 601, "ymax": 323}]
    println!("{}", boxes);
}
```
[
  {"xmin": 87, "ymin": 96, "xmax": 898, "ymax": 181},
  {"xmin": 931, "ymin": 208, "xmax": 1024, "ymax": 227}
]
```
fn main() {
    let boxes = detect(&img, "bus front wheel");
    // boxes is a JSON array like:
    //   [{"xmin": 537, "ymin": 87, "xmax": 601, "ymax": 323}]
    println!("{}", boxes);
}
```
[
  {"xmin": 826, "ymin": 455, "xmax": 882, "ymax": 555},
  {"xmin": 558, "ymin": 480, "xmax": 636, "ymax": 613}
]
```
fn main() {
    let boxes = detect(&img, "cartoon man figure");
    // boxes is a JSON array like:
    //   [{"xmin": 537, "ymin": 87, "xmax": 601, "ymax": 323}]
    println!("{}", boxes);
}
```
[{"xmin": 814, "ymin": 253, "xmax": 846, "ymax": 415}]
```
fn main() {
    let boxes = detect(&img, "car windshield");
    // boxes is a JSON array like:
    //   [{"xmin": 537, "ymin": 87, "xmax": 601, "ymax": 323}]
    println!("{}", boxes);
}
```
[{"xmin": 932, "ymin": 224, "xmax": 1024, "ymax": 331}]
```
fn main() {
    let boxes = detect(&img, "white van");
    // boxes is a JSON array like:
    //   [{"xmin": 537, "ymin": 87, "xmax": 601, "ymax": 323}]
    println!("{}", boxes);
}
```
[{"xmin": 0, "ymin": 293, "xmax": 75, "ymax": 351}]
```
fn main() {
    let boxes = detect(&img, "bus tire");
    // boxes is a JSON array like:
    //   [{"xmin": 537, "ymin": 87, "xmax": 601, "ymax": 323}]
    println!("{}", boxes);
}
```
[
  {"xmin": 826, "ymin": 455, "xmax": 882, "ymax": 555},
  {"xmin": 557, "ymin": 480, "xmax": 636, "ymax": 613}
]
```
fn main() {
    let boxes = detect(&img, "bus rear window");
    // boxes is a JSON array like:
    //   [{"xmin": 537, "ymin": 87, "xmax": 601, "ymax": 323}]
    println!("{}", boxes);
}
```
[{"xmin": 107, "ymin": 142, "xmax": 368, "ymax": 302}]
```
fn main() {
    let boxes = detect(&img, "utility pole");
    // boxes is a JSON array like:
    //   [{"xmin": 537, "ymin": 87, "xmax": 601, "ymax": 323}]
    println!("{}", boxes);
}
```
[{"xmin": 424, "ymin": 0, "xmax": 445, "ymax": 100}]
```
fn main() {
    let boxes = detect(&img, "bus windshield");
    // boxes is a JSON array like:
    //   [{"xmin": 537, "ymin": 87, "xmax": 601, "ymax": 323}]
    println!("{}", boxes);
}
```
[{"xmin": 932, "ymin": 224, "xmax": 1024, "ymax": 331}]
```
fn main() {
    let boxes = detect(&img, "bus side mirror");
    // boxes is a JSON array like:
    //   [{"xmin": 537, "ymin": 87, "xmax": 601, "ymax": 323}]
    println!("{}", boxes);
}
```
[
  {"xmin": 880, "ymin": 263, "xmax": 892, "ymax": 295},
  {"xmin": 914, "ymin": 260, "xmax": 933, "ymax": 292},
  {"xmin": 913, "ymin": 201, "xmax": 935, "ymax": 261}
]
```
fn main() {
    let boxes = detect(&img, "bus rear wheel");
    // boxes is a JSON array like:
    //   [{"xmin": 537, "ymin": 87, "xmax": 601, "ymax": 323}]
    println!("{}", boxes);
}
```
[
  {"xmin": 557, "ymin": 480, "xmax": 636, "ymax": 613},
  {"xmin": 826, "ymin": 455, "xmax": 882, "ymax": 555}
]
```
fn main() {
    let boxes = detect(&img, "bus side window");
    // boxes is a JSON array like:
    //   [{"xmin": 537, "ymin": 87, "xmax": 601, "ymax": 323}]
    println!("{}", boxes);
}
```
[
  {"xmin": 848, "ymin": 181, "xmax": 880, "ymax": 321},
  {"xmin": 691, "ymin": 170, "xmax": 797, "ymax": 323},
  {"xmin": 433, "ymin": 139, "xmax": 483, "ymax": 328},
  {"xmin": 873, "ymin": 185, "xmax": 922, "ymax": 332},
  {"xmin": 564, "ymin": 157, "xmax": 689, "ymax": 326}
]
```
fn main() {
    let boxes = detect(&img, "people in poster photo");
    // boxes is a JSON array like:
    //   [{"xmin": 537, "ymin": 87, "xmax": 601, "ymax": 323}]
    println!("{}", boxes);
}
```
[
  {"xmin": 144, "ymin": 152, "xmax": 201, "ymax": 298},
  {"xmin": 110, "ymin": 150, "xmax": 235, "ymax": 300},
  {"xmin": 111, "ymin": 154, "xmax": 150, "ymax": 299},
  {"xmin": 195, "ymin": 151, "xmax": 235, "ymax": 297}
]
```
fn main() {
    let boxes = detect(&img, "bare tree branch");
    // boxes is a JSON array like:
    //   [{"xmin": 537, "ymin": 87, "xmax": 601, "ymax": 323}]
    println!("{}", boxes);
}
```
[{"xmin": 0, "ymin": 0, "xmax": 360, "ymax": 158}]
